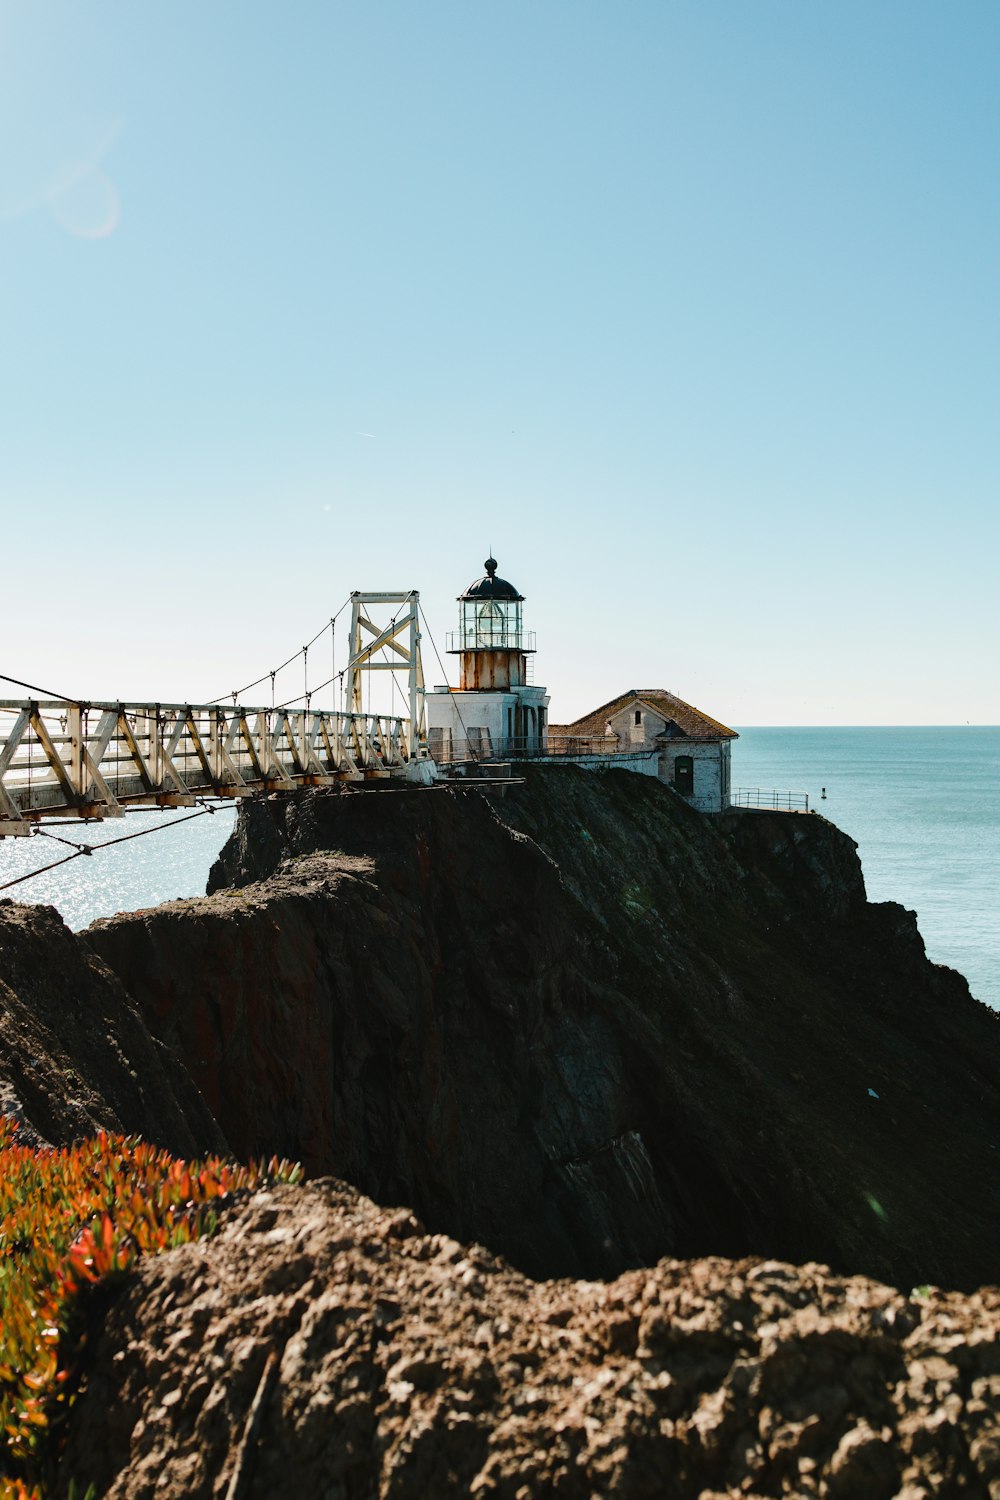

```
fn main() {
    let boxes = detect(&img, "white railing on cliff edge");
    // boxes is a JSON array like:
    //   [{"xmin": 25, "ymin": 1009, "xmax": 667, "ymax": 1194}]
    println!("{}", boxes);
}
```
[{"xmin": 730, "ymin": 787, "xmax": 810, "ymax": 812}]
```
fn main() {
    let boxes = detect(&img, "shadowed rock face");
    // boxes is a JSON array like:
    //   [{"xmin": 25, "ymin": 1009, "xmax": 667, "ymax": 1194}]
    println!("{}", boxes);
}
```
[
  {"xmin": 55, "ymin": 1179, "xmax": 1000, "ymax": 1500},
  {"xmin": 86, "ymin": 768, "xmax": 1000, "ymax": 1291},
  {"xmin": 0, "ymin": 900, "xmax": 225, "ymax": 1155}
]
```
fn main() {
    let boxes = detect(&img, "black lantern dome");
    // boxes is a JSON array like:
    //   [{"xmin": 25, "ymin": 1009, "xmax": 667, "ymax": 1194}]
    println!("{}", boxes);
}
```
[
  {"xmin": 448, "ymin": 556, "xmax": 533, "ymax": 666},
  {"xmin": 458, "ymin": 557, "xmax": 524, "ymax": 603}
]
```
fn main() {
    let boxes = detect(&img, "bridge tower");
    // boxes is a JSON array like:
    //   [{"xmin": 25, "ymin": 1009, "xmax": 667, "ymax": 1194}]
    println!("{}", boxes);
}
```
[
  {"xmin": 346, "ymin": 590, "xmax": 426, "ymax": 758},
  {"xmin": 426, "ymin": 557, "xmax": 549, "ymax": 762}
]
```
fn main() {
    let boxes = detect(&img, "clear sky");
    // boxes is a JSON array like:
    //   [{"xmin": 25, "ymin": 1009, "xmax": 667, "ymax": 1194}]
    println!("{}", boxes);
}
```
[{"xmin": 1, "ymin": 1, "xmax": 997, "ymax": 725}]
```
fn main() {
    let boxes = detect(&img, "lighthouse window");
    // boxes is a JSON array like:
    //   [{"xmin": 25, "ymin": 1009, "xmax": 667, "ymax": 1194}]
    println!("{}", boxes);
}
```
[{"xmin": 478, "ymin": 601, "xmax": 504, "ymax": 645}]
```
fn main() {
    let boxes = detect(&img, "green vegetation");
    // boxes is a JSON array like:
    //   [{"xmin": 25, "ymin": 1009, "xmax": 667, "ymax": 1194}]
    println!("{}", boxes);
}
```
[{"xmin": 0, "ymin": 1117, "xmax": 301, "ymax": 1498}]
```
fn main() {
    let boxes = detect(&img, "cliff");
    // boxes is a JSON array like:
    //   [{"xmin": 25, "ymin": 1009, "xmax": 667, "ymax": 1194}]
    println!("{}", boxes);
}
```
[
  {"xmin": 3, "ymin": 768, "xmax": 999, "ymax": 1497},
  {"xmin": 0, "ymin": 898, "xmax": 225, "ymax": 1155},
  {"xmin": 82, "ymin": 766, "xmax": 1000, "ymax": 1294}
]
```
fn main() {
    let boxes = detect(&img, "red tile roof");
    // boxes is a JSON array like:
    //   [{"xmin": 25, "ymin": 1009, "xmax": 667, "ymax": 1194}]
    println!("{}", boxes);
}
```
[{"xmin": 550, "ymin": 689, "xmax": 738, "ymax": 742}]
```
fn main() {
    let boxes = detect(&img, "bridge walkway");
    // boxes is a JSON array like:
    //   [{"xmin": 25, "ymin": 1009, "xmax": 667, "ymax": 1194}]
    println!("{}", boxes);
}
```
[{"xmin": 0, "ymin": 699, "xmax": 423, "ymax": 836}]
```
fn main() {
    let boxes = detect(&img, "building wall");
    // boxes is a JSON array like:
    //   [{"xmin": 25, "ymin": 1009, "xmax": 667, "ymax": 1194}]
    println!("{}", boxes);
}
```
[
  {"xmin": 427, "ymin": 684, "xmax": 549, "ymax": 757},
  {"xmin": 656, "ymin": 740, "xmax": 730, "ymax": 813},
  {"xmin": 459, "ymin": 649, "xmax": 527, "ymax": 690},
  {"xmin": 565, "ymin": 750, "xmax": 661, "ymax": 779},
  {"xmin": 607, "ymin": 704, "xmax": 665, "ymax": 750},
  {"xmin": 428, "ymin": 685, "xmax": 730, "ymax": 807},
  {"xmin": 604, "ymin": 704, "xmax": 731, "ymax": 812}
]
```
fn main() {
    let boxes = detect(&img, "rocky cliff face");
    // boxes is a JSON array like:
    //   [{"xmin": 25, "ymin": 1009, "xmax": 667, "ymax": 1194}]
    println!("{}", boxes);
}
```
[
  {"xmin": 0, "ymin": 899, "xmax": 225, "ymax": 1155},
  {"xmin": 84, "ymin": 767, "xmax": 1000, "ymax": 1294}
]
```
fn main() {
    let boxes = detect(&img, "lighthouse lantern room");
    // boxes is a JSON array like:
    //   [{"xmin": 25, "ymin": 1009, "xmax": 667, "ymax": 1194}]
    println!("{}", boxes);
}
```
[
  {"xmin": 453, "ymin": 558, "xmax": 531, "ymax": 688},
  {"xmin": 427, "ymin": 557, "xmax": 549, "ymax": 762}
]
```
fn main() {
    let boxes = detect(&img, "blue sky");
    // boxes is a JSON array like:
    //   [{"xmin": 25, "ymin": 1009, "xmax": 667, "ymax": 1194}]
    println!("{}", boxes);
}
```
[{"xmin": 1, "ymin": 1, "xmax": 997, "ymax": 724}]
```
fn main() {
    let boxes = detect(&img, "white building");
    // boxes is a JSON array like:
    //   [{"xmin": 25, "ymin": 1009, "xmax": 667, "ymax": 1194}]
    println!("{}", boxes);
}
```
[
  {"xmin": 549, "ymin": 689, "xmax": 738, "ymax": 813},
  {"xmin": 426, "ymin": 558, "xmax": 549, "ymax": 762}
]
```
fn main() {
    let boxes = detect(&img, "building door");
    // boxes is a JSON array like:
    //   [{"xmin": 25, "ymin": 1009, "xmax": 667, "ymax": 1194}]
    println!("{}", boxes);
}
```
[{"xmin": 674, "ymin": 755, "xmax": 694, "ymax": 796}]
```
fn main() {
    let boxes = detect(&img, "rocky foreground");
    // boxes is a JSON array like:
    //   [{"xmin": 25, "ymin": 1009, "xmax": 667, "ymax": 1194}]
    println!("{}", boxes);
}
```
[{"xmin": 57, "ymin": 1179, "xmax": 1000, "ymax": 1499}]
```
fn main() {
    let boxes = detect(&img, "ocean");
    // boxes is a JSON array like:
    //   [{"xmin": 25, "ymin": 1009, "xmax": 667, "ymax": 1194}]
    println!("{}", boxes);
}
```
[
  {"xmin": 0, "ymin": 804, "xmax": 238, "ymax": 932},
  {"xmin": 1, "ymin": 727, "xmax": 996, "ymax": 1008}
]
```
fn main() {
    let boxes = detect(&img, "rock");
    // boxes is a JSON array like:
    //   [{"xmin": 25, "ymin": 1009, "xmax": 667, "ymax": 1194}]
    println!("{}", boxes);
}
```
[
  {"xmin": 54, "ymin": 1179, "xmax": 1000, "ymax": 1500},
  {"xmin": 0, "ymin": 900, "xmax": 225, "ymax": 1153}
]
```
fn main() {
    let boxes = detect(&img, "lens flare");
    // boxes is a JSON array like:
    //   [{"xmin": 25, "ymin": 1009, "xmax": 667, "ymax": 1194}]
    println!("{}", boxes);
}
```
[
  {"xmin": 47, "ymin": 164, "xmax": 120, "ymax": 239},
  {"xmin": 864, "ymin": 1193, "xmax": 888, "ymax": 1222}
]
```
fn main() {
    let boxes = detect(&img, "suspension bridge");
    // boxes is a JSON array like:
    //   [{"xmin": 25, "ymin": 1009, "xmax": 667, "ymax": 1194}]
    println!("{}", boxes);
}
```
[{"xmin": 0, "ymin": 591, "xmax": 432, "ymax": 839}]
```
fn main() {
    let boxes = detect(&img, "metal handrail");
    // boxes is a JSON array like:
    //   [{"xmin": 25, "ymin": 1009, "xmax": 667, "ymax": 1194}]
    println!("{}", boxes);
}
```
[
  {"xmin": 730, "ymin": 787, "xmax": 810, "ymax": 812},
  {"xmin": 445, "ymin": 630, "xmax": 537, "ymax": 653},
  {"xmin": 428, "ymin": 734, "xmax": 629, "ymax": 765}
]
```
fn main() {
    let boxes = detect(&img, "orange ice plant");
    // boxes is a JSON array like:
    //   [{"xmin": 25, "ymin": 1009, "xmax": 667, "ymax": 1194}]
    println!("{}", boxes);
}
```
[{"xmin": 0, "ymin": 1117, "xmax": 301, "ymax": 1497}]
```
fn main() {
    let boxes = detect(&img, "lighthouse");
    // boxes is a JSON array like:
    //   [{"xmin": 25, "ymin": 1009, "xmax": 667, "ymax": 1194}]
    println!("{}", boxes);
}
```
[{"xmin": 426, "ymin": 557, "xmax": 550, "ymax": 762}]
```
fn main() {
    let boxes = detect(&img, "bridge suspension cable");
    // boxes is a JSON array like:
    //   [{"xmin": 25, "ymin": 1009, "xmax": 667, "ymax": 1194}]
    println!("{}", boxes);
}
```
[
  {"xmin": 208, "ymin": 596, "xmax": 354, "ymax": 708},
  {"xmin": 418, "ymin": 602, "xmax": 471, "ymax": 745},
  {"xmin": 0, "ymin": 672, "xmax": 74, "ymax": 704},
  {"xmin": 0, "ymin": 804, "xmax": 219, "ymax": 892}
]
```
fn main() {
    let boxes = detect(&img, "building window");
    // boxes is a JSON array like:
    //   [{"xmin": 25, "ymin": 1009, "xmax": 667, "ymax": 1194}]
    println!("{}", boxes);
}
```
[{"xmin": 634, "ymin": 710, "xmax": 641, "ymax": 726}]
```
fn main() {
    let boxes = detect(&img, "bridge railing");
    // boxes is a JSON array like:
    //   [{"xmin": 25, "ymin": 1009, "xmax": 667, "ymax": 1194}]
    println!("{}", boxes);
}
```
[
  {"xmin": 428, "ymin": 733, "xmax": 625, "ymax": 764},
  {"xmin": 0, "ymin": 699, "xmax": 415, "ymax": 835}
]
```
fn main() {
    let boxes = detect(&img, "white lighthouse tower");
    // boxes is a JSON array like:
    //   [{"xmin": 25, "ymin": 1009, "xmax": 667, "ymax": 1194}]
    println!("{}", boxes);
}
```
[{"xmin": 426, "ymin": 557, "xmax": 549, "ymax": 762}]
